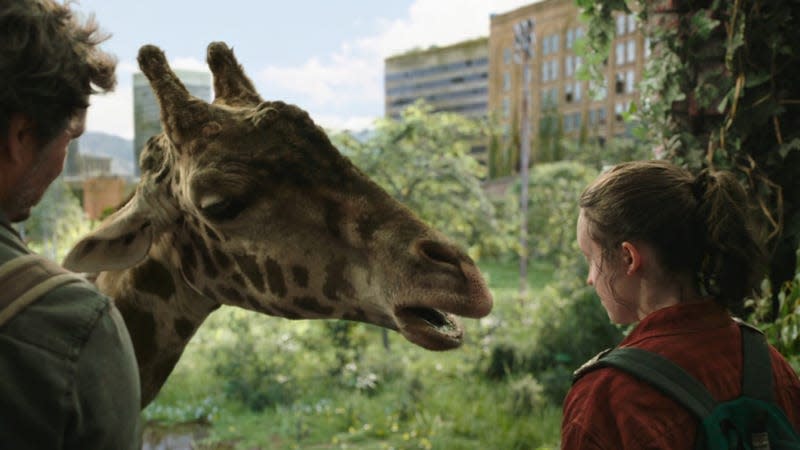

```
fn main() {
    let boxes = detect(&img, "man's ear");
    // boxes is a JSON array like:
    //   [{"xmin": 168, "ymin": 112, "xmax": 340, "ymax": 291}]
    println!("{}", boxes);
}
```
[
  {"xmin": 2, "ymin": 114, "xmax": 37, "ymax": 165},
  {"xmin": 620, "ymin": 241, "xmax": 642, "ymax": 275}
]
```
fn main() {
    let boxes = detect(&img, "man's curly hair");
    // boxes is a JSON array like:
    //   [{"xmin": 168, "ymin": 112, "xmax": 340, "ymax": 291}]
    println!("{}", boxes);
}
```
[{"xmin": 0, "ymin": 0, "xmax": 116, "ymax": 145}]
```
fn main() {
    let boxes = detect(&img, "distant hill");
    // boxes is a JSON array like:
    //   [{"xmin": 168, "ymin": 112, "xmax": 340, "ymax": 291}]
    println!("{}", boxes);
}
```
[{"xmin": 77, "ymin": 132, "xmax": 135, "ymax": 176}]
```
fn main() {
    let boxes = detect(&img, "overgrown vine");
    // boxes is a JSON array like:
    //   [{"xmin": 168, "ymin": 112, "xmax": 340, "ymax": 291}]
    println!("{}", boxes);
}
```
[{"xmin": 578, "ymin": 0, "xmax": 800, "ymax": 339}]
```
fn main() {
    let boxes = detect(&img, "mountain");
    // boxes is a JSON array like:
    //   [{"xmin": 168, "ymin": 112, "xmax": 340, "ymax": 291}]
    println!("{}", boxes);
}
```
[{"xmin": 77, "ymin": 132, "xmax": 136, "ymax": 176}]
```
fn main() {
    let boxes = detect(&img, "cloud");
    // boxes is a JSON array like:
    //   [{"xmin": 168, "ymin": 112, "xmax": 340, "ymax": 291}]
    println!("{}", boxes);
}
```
[
  {"xmin": 86, "ymin": 0, "xmax": 540, "ymax": 137},
  {"xmin": 256, "ymin": 0, "xmax": 539, "ymax": 131}
]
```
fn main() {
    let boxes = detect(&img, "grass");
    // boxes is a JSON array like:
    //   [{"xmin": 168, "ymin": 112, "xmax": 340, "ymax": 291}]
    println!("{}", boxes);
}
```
[{"xmin": 141, "ymin": 260, "xmax": 562, "ymax": 449}]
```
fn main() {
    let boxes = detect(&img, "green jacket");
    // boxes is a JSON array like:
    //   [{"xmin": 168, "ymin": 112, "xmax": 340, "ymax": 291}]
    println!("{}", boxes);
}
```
[{"xmin": 0, "ymin": 214, "xmax": 141, "ymax": 449}]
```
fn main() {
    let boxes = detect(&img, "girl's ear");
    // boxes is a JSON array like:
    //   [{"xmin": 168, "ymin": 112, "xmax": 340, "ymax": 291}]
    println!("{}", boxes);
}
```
[{"xmin": 620, "ymin": 241, "xmax": 642, "ymax": 275}]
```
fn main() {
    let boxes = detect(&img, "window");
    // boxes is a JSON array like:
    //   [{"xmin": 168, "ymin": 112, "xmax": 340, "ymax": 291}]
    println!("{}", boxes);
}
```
[
  {"xmin": 542, "ymin": 63, "xmax": 549, "ymax": 82},
  {"xmin": 615, "ymin": 102, "xmax": 625, "ymax": 121},
  {"xmin": 564, "ymin": 113, "xmax": 573, "ymax": 132},
  {"xmin": 503, "ymin": 97, "xmax": 510, "ymax": 117},
  {"xmin": 551, "ymin": 59, "xmax": 559, "ymax": 80},
  {"xmin": 615, "ymin": 73, "xmax": 625, "ymax": 94},
  {"xmin": 503, "ymin": 48, "xmax": 512, "ymax": 65},
  {"xmin": 598, "ymin": 108, "xmax": 607, "ymax": 124},
  {"xmin": 574, "ymin": 81, "xmax": 583, "ymax": 102},
  {"xmin": 566, "ymin": 56, "xmax": 574, "ymax": 77},
  {"xmin": 503, "ymin": 71, "xmax": 511, "ymax": 91},
  {"xmin": 616, "ymin": 15, "xmax": 626, "ymax": 36},
  {"xmin": 626, "ymin": 40, "xmax": 636, "ymax": 63},
  {"xmin": 553, "ymin": 34, "xmax": 560, "ymax": 53},
  {"xmin": 565, "ymin": 83, "xmax": 574, "ymax": 103},
  {"xmin": 645, "ymin": 37, "xmax": 652, "ymax": 59},
  {"xmin": 627, "ymin": 14, "xmax": 637, "ymax": 34},
  {"xmin": 524, "ymin": 65, "xmax": 532, "ymax": 83},
  {"xmin": 616, "ymin": 43, "xmax": 625, "ymax": 65},
  {"xmin": 625, "ymin": 70, "xmax": 635, "ymax": 93},
  {"xmin": 566, "ymin": 29, "xmax": 575, "ymax": 49}
]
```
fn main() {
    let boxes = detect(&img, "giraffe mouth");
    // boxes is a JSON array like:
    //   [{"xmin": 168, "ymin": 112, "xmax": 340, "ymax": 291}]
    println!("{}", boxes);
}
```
[{"xmin": 395, "ymin": 306, "xmax": 463, "ymax": 350}]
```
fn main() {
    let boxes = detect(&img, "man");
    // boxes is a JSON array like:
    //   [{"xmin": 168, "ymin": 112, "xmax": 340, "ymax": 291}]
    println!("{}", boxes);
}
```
[{"xmin": 0, "ymin": 1, "xmax": 141, "ymax": 448}]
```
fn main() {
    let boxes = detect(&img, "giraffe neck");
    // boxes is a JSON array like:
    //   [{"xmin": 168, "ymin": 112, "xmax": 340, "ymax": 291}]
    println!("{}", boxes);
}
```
[{"xmin": 96, "ymin": 245, "xmax": 219, "ymax": 408}]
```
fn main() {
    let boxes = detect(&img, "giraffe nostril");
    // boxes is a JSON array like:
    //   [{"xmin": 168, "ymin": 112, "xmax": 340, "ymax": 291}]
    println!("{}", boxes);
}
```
[{"xmin": 416, "ymin": 239, "xmax": 462, "ymax": 270}]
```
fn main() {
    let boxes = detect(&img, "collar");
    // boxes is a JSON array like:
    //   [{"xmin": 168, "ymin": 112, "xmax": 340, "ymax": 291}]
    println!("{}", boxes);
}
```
[
  {"xmin": 621, "ymin": 300, "xmax": 733, "ymax": 347},
  {"xmin": 0, "ymin": 209, "xmax": 15, "ymax": 233}
]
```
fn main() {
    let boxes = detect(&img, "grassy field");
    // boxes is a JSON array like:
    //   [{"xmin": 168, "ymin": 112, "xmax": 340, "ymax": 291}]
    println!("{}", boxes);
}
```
[{"xmin": 141, "ymin": 260, "xmax": 562, "ymax": 449}]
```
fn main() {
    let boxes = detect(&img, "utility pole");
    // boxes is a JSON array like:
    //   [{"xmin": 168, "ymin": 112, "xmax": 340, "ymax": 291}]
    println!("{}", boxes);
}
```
[{"xmin": 514, "ymin": 18, "xmax": 535, "ymax": 295}]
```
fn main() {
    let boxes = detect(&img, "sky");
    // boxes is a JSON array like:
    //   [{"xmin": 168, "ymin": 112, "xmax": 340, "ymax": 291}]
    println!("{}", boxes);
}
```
[{"xmin": 74, "ymin": 0, "xmax": 537, "ymax": 139}]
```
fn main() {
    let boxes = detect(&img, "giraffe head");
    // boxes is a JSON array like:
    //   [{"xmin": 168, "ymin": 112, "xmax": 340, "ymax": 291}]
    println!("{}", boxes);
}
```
[{"xmin": 64, "ymin": 42, "xmax": 492, "ymax": 350}]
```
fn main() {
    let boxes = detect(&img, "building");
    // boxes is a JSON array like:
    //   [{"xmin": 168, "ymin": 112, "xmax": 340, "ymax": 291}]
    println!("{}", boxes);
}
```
[
  {"xmin": 82, "ymin": 176, "xmax": 128, "ymax": 220},
  {"xmin": 384, "ymin": 37, "xmax": 490, "ymax": 164},
  {"xmin": 133, "ymin": 69, "xmax": 211, "ymax": 176},
  {"xmin": 489, "ymin": 0, "xmax": 647, "ymax": 170},
  {"xmin": 385, "ymin": 37, "xmax": 489, "ymax": 120}
]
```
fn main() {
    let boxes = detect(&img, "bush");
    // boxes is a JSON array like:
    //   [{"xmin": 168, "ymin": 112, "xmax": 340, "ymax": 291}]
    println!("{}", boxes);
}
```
[
  {"xmin": 748, "ymin": 246, "xmax": 800, "ymax": 372},
  {"xmin": 506, "ymin": 375, "xmax": 545, "ymax": 416},
  {"xmin": 505, "ymin": 161, "xmax": 598, "ymax": 265},
  {"xmin": 481, "ymin": 258, "xmax": 624, "ymax": 404}
]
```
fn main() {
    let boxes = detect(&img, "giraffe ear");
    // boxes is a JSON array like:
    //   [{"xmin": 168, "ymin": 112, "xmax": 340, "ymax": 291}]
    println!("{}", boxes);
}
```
[{"xmin": 63, "ymin": 199, "xmax": 154, "ymax": 273}]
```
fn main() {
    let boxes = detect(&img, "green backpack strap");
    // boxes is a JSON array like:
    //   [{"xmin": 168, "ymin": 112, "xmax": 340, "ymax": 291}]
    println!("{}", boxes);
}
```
[
  {"xmin": 573, "ymin": 321, "xmax": 774, "ymax": 419},
  {"xmin": 0, "ymin": 254, "xmax": 86, "ymax": 328},
  {"xmin": 735, "ymin": 318, "xmax": 774, "ymax": 404},
  {"xmin": 579, "ymin": 346, "xmax": 718, "ymax": 418}
]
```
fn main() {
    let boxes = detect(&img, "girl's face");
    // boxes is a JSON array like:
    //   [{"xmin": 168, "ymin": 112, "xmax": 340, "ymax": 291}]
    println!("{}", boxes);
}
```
[{"xmin": 577, "ymin": 210, "xmax": 638, "ymax": 324}]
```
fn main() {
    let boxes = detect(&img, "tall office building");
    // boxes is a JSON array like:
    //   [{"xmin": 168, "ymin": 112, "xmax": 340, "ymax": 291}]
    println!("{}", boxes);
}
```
[
  {"xmin": 489, "ymin": 0, "xmax": 646, "ymax": 166},
  {"xmin": 385, "ymin": 37, "xmax": 489, "ymax": 120},
  {"xmin": 133, "ymin": 70, "xmax": 211, "ymax": 177}
]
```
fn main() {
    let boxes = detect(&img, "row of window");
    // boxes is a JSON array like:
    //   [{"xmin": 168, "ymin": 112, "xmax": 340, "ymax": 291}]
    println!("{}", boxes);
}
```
[
  {"xmin": 386, "ymin": 72, "xmax": 488, "ymax": 96},
  {"xmin": 388, "ymin": 87, "xmax": 488, "ymax": 109},
  {"xmin": 386, "ymin": 57, "xmax": 489, "ymax": 82},
  {"xmin": 503, "ymin": 26, "xmax": 586, "ymax": 63},
  {"xmin": 500, "ymin": 73, "xmax": 635, "ymax": 119}
]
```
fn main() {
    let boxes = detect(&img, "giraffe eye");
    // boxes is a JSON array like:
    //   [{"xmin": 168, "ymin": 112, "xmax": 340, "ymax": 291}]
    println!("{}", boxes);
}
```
[{"xmin": 199, "ymin": 196, "xmax": 246, "ymax": 221}]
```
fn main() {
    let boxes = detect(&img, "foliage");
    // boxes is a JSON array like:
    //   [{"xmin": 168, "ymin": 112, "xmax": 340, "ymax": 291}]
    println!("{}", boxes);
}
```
[
  {"xmin": 331, "ymin": 101, "xmax": 514, "ymax": 259},
  {"xmin": 22, "ymin": 177, "xmax": 92, "ymax": 262},
  {"xmin": 581, "ymin": 0, "xmax": 800, "ymax": 363},
  {"xmin": 481, "ymin": 258, "xmax": 624, "ymax": 404},
  {"xmin": 748, "ymin": 246, "xmax": 800, "ymax": 372},
  {"xmin": 505, "ymin": 161, "xmax": 598, "ymax": 265},
  {"xmin": 140, "ymin": 261, "xmax": 564, "ymax": 449},
  {"xmin": 562, "ymin": 136, "xmax": 653, "ymax": 170}
]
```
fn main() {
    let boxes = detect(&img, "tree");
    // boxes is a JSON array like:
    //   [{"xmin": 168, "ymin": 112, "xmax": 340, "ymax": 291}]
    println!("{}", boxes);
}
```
[
  {"xmin": 579, "ymin": 0, "xmax": 800, "ymax": 317},
  {"xmin": 22, "ymin": 177, "xmax": 91, "ymax": 262},
  {"xmin": 331, "ymin": 101, "xmax": 513, "ymax": 260}
]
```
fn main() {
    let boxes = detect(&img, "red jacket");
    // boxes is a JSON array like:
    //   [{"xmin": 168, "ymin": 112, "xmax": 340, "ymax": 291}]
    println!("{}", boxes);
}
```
[{"xmin": 562, "ymin": 301, "xmax": 800, "ymax": 449}]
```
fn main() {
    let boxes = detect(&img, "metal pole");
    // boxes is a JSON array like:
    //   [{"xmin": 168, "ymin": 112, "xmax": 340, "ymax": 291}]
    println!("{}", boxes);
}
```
[{"xmin": 514, "ymin": 19, "xmax": 534, "ymax": 295}]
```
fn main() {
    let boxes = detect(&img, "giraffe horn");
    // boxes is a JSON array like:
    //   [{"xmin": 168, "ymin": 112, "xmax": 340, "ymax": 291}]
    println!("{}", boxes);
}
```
[
  {"xmin": 137, "ymin": 44, "xmax": 211, "ymax": 144},
  {"xmin": 206, "ymin": 41, "xmax": 262, "ymax": 106}
]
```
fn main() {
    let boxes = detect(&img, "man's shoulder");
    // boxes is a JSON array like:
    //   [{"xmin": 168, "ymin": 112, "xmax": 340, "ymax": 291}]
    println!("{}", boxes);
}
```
[{"xmin": 1, "ymin": 278, "xmax": 112, "ymax": 358}]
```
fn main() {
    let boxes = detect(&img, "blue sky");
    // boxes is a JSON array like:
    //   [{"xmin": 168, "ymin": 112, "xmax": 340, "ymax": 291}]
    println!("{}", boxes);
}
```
[{"xmin": 75, "ymin": 0, "xmax": 535, "ymax": 138}]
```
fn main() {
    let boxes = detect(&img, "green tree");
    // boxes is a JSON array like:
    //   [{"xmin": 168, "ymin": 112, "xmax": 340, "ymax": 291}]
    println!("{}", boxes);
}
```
[
  {"xmin": 331, "ymin": 101, "xmax": 513, "ymax": 259},
  {"xmin": 579, "ymin": 1, "xmax": 800, "ymax": 344},
  {"xmin": 22, "ymin": 177, "xmax": 91, "ymax": 262}
]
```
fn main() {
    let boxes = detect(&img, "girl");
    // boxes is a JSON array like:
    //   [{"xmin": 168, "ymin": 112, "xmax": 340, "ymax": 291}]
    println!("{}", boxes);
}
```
[{"xmin": 562, "ymin": 160, "xmax": 800, "ymax": 449}]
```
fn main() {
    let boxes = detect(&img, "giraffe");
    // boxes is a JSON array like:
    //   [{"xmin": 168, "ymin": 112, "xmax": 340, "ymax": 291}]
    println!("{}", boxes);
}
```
[{"xmin": 63, "ymin": 42, "xmax": 493, "ymax": 408}]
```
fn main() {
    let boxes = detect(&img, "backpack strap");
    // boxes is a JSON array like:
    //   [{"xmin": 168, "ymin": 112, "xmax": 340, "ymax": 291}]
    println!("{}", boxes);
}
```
[
  {"xmin": 0, "ymin": 223, "xmax": 28, "ymax": 255},
  {"xmin": 0, "ymin": 254, "xmax": 87, "ymax": 328},
  {"xmin": 735, "ymin": 318, "xmax": 775, "ymax": 403},
  {"xmin": 572, "ymin": 321, "xmax": 777, "ymax": 420},
  {"xmin": 576, "ymin": 346, "xmax": 717, "ymax": 418}
]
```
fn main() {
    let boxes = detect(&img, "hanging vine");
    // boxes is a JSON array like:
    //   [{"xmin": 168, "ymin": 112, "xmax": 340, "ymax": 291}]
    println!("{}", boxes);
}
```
[{"xmin": 579, "ymin": 0, "xmax": 800, "ymax": 289}]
